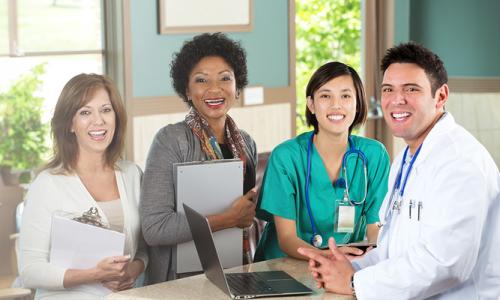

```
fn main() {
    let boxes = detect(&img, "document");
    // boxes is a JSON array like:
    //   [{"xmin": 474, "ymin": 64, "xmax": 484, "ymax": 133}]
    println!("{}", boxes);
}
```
[
  {"xmin": 50, "ymin": 213, "xmax": 125, "ymax": 269},
  {"xmin": 50, "ymin": 212, "xmax": 125, "ymax": 296},
  {"xmin": 174, "ymin": 159, "xmax": 243, "ymax": 274}
]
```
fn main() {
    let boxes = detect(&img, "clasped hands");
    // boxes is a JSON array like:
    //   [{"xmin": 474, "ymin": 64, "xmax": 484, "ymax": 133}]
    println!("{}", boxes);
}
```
[{"xmin": 298, "ymin": 237, "xmax": 370, "ymax": 295}]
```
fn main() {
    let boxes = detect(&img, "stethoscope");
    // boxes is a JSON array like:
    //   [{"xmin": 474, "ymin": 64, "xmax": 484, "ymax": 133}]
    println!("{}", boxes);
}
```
[{"xmin": 305, "ymin": 133, "xmax": 368, "ymax": 248}]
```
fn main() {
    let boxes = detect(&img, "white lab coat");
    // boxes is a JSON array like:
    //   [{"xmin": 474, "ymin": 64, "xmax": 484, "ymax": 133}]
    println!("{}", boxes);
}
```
[{"xmin": 352, "ymin": 113, "xmax": 500, "ymax": 299}]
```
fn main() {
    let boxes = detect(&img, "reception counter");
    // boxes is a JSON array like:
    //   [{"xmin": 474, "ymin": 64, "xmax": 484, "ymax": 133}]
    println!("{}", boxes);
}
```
[{"xmin": 107, "ymin": 257, "xmax": 354, "ymax": 299}]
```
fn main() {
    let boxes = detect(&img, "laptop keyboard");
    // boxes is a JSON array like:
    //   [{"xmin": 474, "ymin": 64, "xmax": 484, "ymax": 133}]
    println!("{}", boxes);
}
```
[{"xmin": 226, "ymin": 273, "xmax": 274, "ymax": 295}]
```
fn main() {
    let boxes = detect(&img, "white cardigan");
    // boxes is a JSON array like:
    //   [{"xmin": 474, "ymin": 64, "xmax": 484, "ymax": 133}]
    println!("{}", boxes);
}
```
[{"xmin": 19, "ymin": 161, "xmax": 148, "ymax": 300}]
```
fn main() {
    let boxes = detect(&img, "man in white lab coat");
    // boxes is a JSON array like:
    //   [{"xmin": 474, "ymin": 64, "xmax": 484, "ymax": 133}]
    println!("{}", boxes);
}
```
[{"xmin": 298, "ymin": 42, "xmax": 500, "ymax": 299}]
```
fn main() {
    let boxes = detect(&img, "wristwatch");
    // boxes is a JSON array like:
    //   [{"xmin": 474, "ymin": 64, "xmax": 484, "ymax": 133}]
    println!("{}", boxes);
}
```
[{"xmin": 350, "ymin": 274, "xmax": 357, "ymax": 298}]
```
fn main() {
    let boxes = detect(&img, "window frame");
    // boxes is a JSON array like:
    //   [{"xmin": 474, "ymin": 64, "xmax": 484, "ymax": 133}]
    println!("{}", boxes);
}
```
[{"xmin": 2, "ymin": 0, "xmax": 107, "ymax": 60}]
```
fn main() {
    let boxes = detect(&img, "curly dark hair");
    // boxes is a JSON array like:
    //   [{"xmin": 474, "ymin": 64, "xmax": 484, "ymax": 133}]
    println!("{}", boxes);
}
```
[
  {"xmin": 381, "ymin": 42, "xmax": 448, "ymax": 94},
  {"xmin": 170, "ymin": 33, "xmax": 248, "ymax": 104}
]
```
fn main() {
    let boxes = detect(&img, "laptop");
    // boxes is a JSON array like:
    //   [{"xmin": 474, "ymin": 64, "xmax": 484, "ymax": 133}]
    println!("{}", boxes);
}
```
[{"xmin": 183, "ymin": 203, "xmax": 314, "ymax": 299}]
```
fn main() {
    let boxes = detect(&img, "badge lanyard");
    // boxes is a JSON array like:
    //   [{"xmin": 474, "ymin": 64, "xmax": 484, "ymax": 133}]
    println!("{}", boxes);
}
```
[{"xmin": 305, "ymin": 133, "xmax": 368, "ymax": 248}]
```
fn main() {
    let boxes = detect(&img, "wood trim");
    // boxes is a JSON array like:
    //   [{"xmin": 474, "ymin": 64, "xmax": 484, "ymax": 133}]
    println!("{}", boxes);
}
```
[
  {"xmin": 159, "ymin": 25, "xmax": 253, "ymax": 35},
  {"xmin": 20, "ymin": 50, "xmax": 104, "ymax": 56},
  {"xmin": 158, "ymin": 0, "xmax": 253, "ymax": 34},
  {"xmin": 362, "ymin": 0, "xmax": 396, "ymax": 159},
  {"xmin": 129, "ymin": 87, "xmax": 294, "ymax": 117},
  {"xmin": 7, "ymin": 0, "xmax": 18, "ymax": 56},
  {"xmin": 448, "ymin": 77, "xmax": 500, "ymax": 93},
  {"xmin": 130, "ymin": 96, "xmax": 187, "ymax": 117},
  {"xmin": 289, "ymin": 0, "xmax": 296, "ymax": 137},
  {"xmin": 123, "ymin": 0, "xmax": 134, "ymax": 160}
]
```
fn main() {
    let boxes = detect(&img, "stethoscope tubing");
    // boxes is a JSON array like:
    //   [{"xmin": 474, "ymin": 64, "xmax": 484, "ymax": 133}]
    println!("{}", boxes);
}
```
[{"xmin": 305, "ymin": 133, "xmax": 368, "ymax": 246}]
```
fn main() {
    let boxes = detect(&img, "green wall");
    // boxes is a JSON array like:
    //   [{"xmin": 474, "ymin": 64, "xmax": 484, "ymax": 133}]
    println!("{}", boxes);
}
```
[
  {"xmin": 130, "ymin": 0, "xmax": 289, "ymax": 98},
  {"xmin": 395, "ymin": 0, "xmax": 500, "ymax": 77}
]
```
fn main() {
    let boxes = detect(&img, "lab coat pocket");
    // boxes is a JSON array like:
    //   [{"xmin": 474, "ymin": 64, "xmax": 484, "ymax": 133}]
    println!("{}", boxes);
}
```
[{"xmin": 407, "ymin": 199, "xmax": 422, "ymax": 247}]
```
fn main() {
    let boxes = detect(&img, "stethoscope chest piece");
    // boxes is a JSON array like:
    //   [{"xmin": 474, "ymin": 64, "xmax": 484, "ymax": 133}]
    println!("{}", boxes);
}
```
[
  {"xmin": 311, "ymin": 234, "xmax": 323, "ymax": 248},
  {"xmin": 305, "ymin": 133, "xmax": 368, "ymax": 248}
]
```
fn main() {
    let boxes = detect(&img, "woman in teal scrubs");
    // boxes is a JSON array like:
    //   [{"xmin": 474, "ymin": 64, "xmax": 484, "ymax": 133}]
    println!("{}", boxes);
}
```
[{"xmin": 254, "ymin": 62, "xmax": 390, "ymax": 261}]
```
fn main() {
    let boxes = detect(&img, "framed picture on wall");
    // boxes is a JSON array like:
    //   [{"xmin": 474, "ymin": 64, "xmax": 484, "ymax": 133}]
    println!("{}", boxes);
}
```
[{"xmin": 158, "ymin": 0, "xmax": 253, "ymax": 34}]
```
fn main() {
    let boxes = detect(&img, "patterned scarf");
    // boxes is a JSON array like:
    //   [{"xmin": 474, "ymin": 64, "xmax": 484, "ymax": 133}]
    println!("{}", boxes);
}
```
[{"xmin": 185, "ymin": 107, "xmax": 248, "ymax": 172}]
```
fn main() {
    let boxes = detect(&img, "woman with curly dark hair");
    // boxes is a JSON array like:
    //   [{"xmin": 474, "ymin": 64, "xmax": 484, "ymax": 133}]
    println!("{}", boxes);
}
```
[{"xmin": 140, "ymin": 33, "xmax": 257, "ymax": 284}]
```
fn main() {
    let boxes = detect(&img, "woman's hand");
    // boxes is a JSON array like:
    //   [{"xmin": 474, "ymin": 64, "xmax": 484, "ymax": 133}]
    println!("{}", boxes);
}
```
[
  {"xmin": 93, "ymin": 255, "xmax": 131, "ymax": 283},
  {"xmin": 102, "ymin": 259, "xmax": 145, "ymax": 292},
  {"xmin": 228, "ymin": 189, "xmax": 257, "ymax": 228},
  {"xmin": 207, "ymin": 188, "xmax": 257, "ymax": 231},
  {"xmin": 62, "ymin": 255, "xmax": 131, "ymax": 289}
]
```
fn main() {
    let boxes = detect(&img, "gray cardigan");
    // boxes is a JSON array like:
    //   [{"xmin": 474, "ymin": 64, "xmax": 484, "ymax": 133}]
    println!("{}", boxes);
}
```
[{"xmin": 140, "ymin": 121, "xmax": 257, "ymax": 284}]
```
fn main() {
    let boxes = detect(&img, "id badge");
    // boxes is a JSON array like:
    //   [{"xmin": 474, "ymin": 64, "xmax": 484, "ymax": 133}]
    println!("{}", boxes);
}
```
[{"xmin": 335, "ymin": 200, "xmax": 355, "ymax": 233}]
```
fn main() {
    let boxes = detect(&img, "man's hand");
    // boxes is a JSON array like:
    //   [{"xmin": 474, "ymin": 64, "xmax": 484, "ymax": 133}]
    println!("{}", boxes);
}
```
[{"xmin": 298, "ymin": 237, "xmax": 355, "ymax": 294}]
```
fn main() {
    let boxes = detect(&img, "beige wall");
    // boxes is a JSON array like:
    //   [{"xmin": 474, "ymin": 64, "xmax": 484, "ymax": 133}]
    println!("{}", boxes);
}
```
[
  {"xmin": 387, "ymin": 92, "xmax": 500, "ymax": 166},
  {"xmin": 133, "ymin": 103, "xmax": 291, "ymax": 169},
  {"xmin": 447, "ymin": 92, "xmax": 500, "ymax": 166}
]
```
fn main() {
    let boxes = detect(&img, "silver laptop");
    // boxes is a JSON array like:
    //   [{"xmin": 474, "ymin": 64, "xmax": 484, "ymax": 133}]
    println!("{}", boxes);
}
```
[{"xmin": 183, "ymin": 204, "xmax": 314, "ymax": 299}]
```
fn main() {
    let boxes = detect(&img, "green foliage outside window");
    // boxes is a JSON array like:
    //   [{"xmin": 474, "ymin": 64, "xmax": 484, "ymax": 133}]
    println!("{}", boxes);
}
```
[
  {"xmin": 0, "ymin": 64, "xmax": 48, "ymax": 171},
  {"xmin": 296, "ymin": 0, "xmax": 362, "ymax": 134}
]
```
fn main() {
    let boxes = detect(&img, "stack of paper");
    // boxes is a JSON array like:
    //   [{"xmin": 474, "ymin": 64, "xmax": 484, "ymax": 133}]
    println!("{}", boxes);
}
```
[{"xmin": 50, "ymin": 213, "xmax": 125, "ymax": 295}]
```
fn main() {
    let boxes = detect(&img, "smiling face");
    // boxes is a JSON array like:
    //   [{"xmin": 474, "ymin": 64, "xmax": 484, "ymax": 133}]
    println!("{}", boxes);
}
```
[
  {"xmin": 71, "ymin": 87, "xmax": 116, "ymax": 158},
  {"xmin": 307, "ymin": 75, "xmax": 357, "ymax": 137},
  {"xmin": 186, "ymin": 56, "xmax": 237, "ymax": 125},
  {"xmin": 381, "ymin": 63, "xmax": 448, "ymax": 152}
]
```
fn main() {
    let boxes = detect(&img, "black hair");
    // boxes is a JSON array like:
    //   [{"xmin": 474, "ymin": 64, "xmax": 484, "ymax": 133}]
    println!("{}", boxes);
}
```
[
  {"xmin": 305, "ymin": 61, "xmax": 367, "ymax": 134},
  {"xmin": 170, "ymin": 32, "xmax": 248, "ymax": 104},
  {"xmin": 381, "ymin": 42, "xmax": 448, "ymax": 94}
]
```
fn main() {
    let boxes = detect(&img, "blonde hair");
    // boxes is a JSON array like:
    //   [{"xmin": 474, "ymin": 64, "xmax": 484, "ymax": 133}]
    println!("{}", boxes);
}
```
[{"xmin": 45, "ymin": 74, "xmax": 127, "ymax": 173}]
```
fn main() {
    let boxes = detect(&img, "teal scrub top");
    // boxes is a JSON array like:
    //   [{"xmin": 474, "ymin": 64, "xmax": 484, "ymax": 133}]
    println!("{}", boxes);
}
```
[{"xmin": 254, "ymin": 131, "xmax": 390, "ymax": 261}]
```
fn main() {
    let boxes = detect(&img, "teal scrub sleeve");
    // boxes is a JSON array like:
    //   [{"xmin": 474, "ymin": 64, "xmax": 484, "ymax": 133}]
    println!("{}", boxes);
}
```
[
  {"xmin": 256, "ymin": 149, "xmax": 297, "ymax": 222},
  {"xmin": 364, "ymin": 145, "xmax": 390, "ymax": 224}
]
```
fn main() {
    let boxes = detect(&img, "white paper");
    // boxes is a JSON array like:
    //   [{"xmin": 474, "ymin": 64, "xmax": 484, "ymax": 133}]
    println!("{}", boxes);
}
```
[
  {"xmin": 243, "ymin": 86, "xmax": 264, "ymax": 105},
  {"xmin": 50, "ymin": 213, "xmax": 125, "ymax": 296}
]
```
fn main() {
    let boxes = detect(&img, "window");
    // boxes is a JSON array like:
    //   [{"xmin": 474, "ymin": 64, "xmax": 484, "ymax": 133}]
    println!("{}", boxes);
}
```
[
  {"xmin": 0, "ymin": 0, "xmax": 105, "ymax": 125},
  {"xmin": 295, "ymin": 0, "xmax": 362, "ymax": 134},
  {"xmin": 0, "ymin": 0, "xmax": 109, "ymax": 282},
  {"xmin": 0, "ymin": 2, "xmax": 7, "ymax": 55}
]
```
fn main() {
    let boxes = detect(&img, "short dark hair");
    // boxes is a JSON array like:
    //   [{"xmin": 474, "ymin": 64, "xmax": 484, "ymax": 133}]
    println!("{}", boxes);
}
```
[
  {"xmin": 381, "ymin": 42, "xmax": 448, "ymax": 94},
  {"xmin": 46, "ymin": 74, "xmax": 126, "ymax": 174},
  {"xmin": 170, "ymin": 32, "xmax": 248, "ymax": 104},
  {"xmin": 305, "ymin": 61, "xmax": 367, "ymax": 134}
]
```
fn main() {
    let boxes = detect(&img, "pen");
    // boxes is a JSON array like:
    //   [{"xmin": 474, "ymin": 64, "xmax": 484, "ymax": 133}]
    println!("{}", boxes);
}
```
[{"xmin": 409, "ymin": 199, "xmax": 413, "ymax": 219}]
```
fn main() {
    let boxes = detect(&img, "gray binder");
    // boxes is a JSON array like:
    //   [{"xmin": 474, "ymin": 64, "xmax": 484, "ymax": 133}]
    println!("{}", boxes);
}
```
[{"xmin": 174, "ymin": 159, "xmax": 243, "ymax": 274}]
